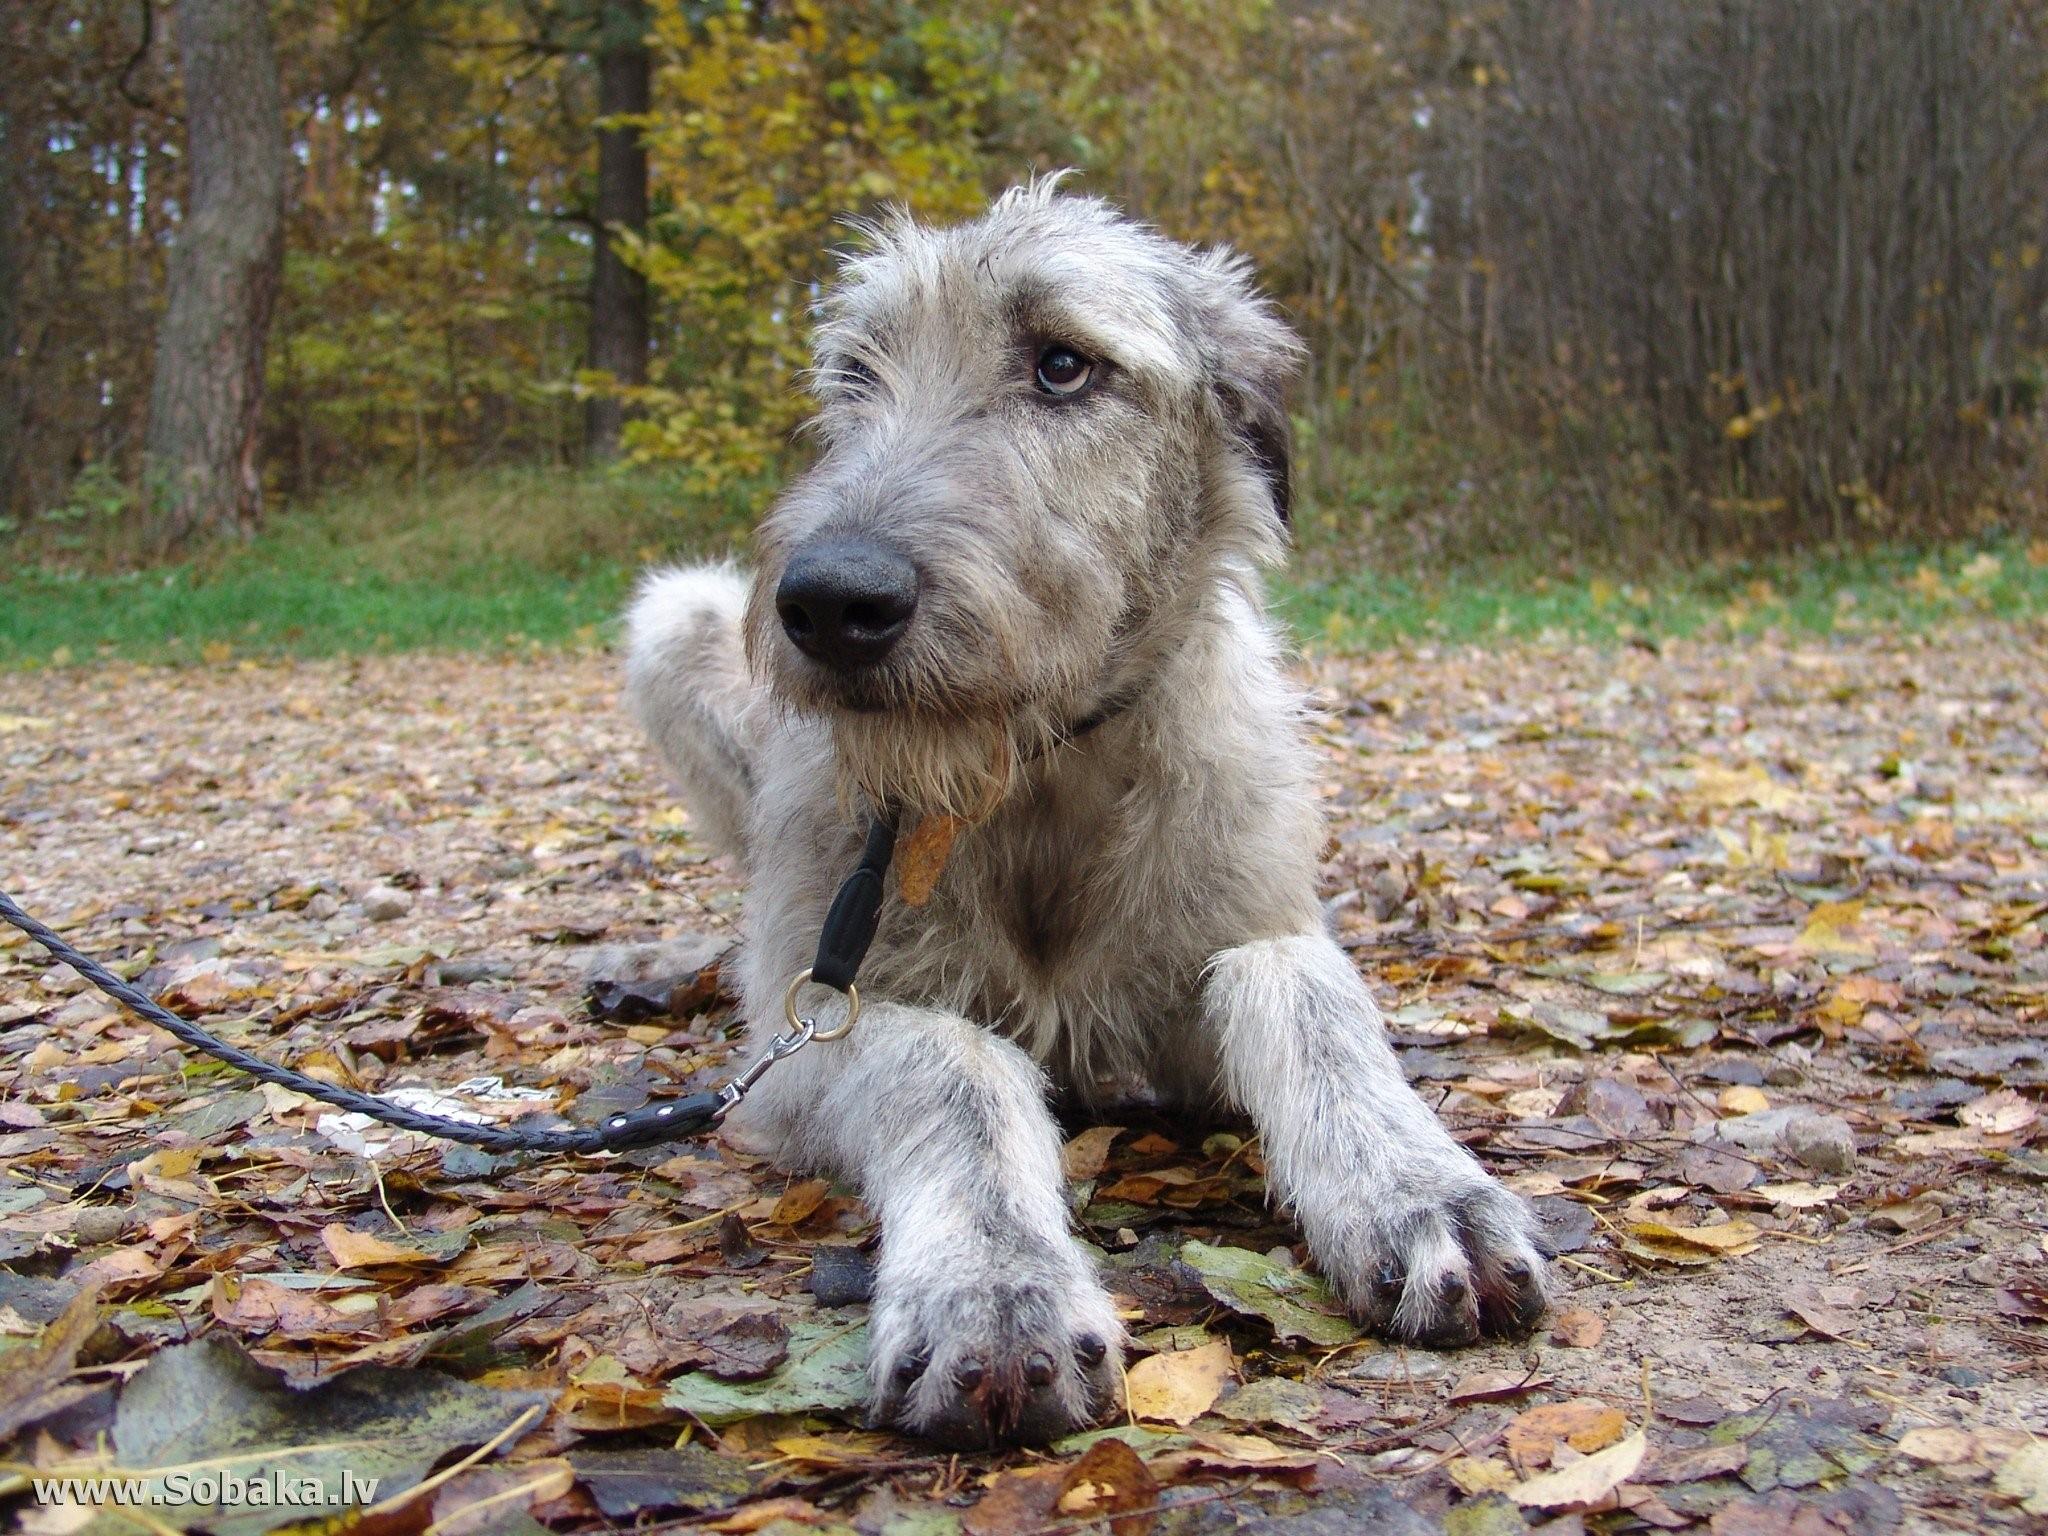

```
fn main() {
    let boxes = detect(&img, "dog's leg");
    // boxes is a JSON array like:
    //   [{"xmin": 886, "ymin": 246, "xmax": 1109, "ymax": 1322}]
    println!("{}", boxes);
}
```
[
  {"xmin": 1205, "ymin": 932, "xmax": 1550, "ymax": 1344},
  {"xmin": 624, "ymin": 563, "xmax": 758, "ymax": 863},
  {"xmin": 733, "ymin": 999, "xmax": 1123, "ymax": 1447}
]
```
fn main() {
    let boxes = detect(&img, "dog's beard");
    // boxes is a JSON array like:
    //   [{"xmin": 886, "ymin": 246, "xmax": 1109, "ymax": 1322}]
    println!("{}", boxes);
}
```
[{"xmin": 826, "ymin": 705, "xmax": 1069, "ymax": 822}]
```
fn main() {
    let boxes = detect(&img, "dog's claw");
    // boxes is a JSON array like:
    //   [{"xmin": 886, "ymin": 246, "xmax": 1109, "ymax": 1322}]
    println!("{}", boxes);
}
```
[
  {"xmin": 872, "ymin": 1267, "xmax": 1125, "ymax": 1449},
  {"xmin": 1323, "ymin": 1171, "xmax": 1551, "ymax": 1348}
]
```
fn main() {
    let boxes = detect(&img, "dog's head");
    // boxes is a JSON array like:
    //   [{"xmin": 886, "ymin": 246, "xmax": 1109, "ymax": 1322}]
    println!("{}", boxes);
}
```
[{"xmin": 745, "ymin": 179, "xmax": 1302, "ymax": 817}]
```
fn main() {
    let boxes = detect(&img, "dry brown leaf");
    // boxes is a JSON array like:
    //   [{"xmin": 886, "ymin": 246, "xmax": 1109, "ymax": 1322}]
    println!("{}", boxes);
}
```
[
  {"xmin": 898, "ymin": 813, "xmax": 967, "ymax": 907},
  {"xmin": 1053, "ymin": 1437, "xmax": 1159, "ymax": 1536},
  {"xmin": 1552, "ymin": 1307, "xmax": 1606, "ymax": 1348},
  {"xmin": 1960, "ymin": 1088, "xmax": 2038, "ymax": 1136},
  {"xmin": 1506, "ymin": 1399, "xmax": 1629, "ymax": 1466},
  {"xmin": 1125, "ymin": 1338, "xmax": 1233, "ymax": 1426},
  {"xmin": 768, "ymin": 1178, "xmax": 830, "ymax": 1226},
  {"xmin": 1895, "ymin": 1425, "xmax": 1978, "ymax": 1465},
  {"xmin": 1061, "ymin": 1124, "xmax": 1125, "ymax": 1180},
  {"xmin": 323, "ymin": 1223, "xmax": 431, "ymax": 1268}
]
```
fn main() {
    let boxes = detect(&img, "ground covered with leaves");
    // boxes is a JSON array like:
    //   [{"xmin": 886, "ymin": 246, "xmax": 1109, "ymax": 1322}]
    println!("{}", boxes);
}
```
[{"xmin": 3, "ymin": 625, "xmax": 2046, "ymax": 1535}]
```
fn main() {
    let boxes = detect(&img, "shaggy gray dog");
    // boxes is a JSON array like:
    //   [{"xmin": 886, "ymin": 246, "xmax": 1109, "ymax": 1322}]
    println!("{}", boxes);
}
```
[{"xmin": 623, "ymin": 181, "xmax": 1550, "ymax": 1448}]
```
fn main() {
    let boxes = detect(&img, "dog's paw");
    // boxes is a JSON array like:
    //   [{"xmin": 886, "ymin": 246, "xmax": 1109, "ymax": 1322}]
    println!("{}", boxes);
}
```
[
  {"xmin": 1313, "ymin": 1157, "xmax": 1551, "ymax": 1348},
  {"xmin": 868, "ymin": 1247, "xmax": 1124, "ymax": 1449}
]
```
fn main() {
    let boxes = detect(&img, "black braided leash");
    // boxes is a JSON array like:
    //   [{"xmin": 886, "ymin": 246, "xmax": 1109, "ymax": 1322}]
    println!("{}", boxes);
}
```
[{"xmin": 0, "ymin": 814, "xmax": 897, "ymax": 1156}]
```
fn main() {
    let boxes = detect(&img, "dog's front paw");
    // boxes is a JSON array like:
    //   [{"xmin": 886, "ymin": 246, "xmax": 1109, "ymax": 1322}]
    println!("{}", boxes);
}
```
[
  {"xmin": 868, "ymin": 1243, "xmax": 1124, "ymax": 1449},
  {"xmin": 1311, "ymin": 1153, "xmax": 1551, "ymax": 1348}
]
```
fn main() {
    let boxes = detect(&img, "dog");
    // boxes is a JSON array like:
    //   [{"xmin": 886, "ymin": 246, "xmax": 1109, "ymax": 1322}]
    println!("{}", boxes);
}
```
[{"xmin": 623, "ymin": 180, "xmax": 1550, "ymax": 1448}]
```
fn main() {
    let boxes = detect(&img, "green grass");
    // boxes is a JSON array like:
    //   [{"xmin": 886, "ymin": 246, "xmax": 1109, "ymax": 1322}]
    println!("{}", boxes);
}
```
[
  {"xmin": 1, "ymin": 468, "xmax": 2043, "ymax": 668},
  {"xmin": 0, "ymin": 466, "xmax": 757, "ymax": 666},
  {"xmin": 1281, "ymin": 539, "xmax": 2048, "ymax": 650}
]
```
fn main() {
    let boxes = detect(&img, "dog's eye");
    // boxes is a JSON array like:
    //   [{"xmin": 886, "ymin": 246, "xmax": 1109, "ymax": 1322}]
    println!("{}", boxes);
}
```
[
  {"xmin": 829, "ymin": 358, "xmax": 878, "ymax": 395},
  {"xmin": 1034, "ymin": 346, "xmax": 1095, "ymax": 397}
]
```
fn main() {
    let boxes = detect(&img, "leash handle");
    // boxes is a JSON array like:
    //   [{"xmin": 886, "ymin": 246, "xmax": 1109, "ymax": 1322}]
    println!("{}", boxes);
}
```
[{"xmin": 809, "ymin": 813, "xmax": 897, "ymax": 990}]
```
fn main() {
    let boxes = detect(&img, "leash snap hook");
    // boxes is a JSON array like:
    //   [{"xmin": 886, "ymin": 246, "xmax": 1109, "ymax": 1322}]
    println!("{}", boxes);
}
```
[{"xmin": 782, "ymin": 966, "xmax": 859, "ymax": 1043}]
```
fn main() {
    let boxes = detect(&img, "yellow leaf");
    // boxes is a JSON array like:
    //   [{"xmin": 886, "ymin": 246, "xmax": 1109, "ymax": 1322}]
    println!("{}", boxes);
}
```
[
  {"xmin": 1693, "ymin": 761, "xmax": 1797, "ymax": 812},
  {"xmin": 1627, "ymin": 1217, "xmax": 1762, "ymax": 1255},
  {"xmin": 201, "ymin": 640, "xmax": 234, "ymax": 665},
  {"xmin": 1511, "ymin": 1430, "xmax": 1647, "ymax": 1509},
  {"xmin": 1125, "ymin": 1338, "xmax": 1233, "ymax": 1426},
  {"xmin": 1995, "ymin": 1441, "xmax": 2048, "ymax": 1515},
  {"xmin": 1448, "ymin": 1456, "xmax": 1520, "ymax": 1494},
  {"xmin": 1795, "ymin": 900, "xmax": 1873, "ymax": 957},
  {"xmin": 768, "ymin": 1433, "xmax": 895, "ymax": 1465},
  {"xmin": 1717, "ymin": 1085, "xmax": 1769, "ymax": 1116}
]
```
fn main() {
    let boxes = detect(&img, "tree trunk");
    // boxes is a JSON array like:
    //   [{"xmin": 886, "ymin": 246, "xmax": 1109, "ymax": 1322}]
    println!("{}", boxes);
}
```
[
  {"xmin": 146, "ymin": 0, "xmax": 286, "ymax": 550},
  {"xmin": 0, "ymin": 11, "xmax": 29, "ymax": 517},
  {"xmin": 584, "ymin": 0, "xmax": 650, "ymax": 462}
]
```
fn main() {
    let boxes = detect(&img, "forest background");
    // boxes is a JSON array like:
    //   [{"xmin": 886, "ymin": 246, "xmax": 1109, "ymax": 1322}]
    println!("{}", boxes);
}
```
[{"xmin": 4, "ymin": 0, "xmax": 2046, "ymax": 661}]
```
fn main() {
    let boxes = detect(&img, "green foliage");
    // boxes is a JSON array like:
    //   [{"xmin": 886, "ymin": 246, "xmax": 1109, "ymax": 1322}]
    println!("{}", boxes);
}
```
[
  {"xmin": 613, "ymin": 0, "xmax": 999, "ymax": 500},
  {"xmin": 3, "ymin": 471, "xmax": 2042, "ymax": 667}
]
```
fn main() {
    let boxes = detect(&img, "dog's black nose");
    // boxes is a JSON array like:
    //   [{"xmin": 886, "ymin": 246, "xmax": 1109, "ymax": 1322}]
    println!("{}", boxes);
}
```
[{"xmin": 775, "ymin": 539, "xmax": 919, "ymax": 669}]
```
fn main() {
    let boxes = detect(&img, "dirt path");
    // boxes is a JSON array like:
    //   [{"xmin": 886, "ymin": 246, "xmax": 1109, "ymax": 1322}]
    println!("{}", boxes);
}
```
[{"xmin": 3, "ymin": 628, "xmax": 2045, "ymax": 1534}]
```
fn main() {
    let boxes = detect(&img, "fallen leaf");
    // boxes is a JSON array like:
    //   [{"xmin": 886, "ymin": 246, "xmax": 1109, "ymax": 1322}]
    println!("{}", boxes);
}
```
[
  {"xmin": 1511, "ymin": 1428, "xmax": 1647, "ymax": 1509},
  {"xmin": 107, "ymin": 1335, "xmax": 546, "ymax": 1536},
  {"xmin": 1718, "ymin": 1085, "xmax": 1770, "ymax": 1116},
  {"xmin": 1447, "ymin": 1456, "xmax": 1522, "ymax": 1495},
  {"xmin": 1552, "ymin": 1307, "xmax": 1606, "ymax": 1348},
  {"xmin": 1759, "ymin": 1181, "xmax": 1840, "ymax": 1210},
  {"xmin": 1960, "ymin": 1088, "xmax": 2038, "ymax": 1136},
  {"xmin": 0, "ymin": 1286, "xmax": 102, "ymax": 1441},
  {"xmin": 768, "ymin": 1178, "xmax": 829, "ymax": 1226},
  {"xmin": 661, "ymin": 1316, "xmax": 867, "ymax": 1425},
  {"xmin": 898, "ymin": 813, "xmax": 967, "ymax": 907},
  {"xmin": 1794, "ymin": 900, "xmax": 1873, "ymax": 957},
  {"xmin": 1506, "ymin": 1399, "xmax": 1629, "ymax": 1466},
  {"xmin": 1894, "ymin": 1425, "xmax": 1977, "ymax": 1465},
  {"xmin": 1125, "ymin": 1338, "xmax": 1233, "ymax": 1425},
  {"xmin": 323, "ymin": 1224, "xmax": 432, "ymax": 1269},
  {"xmin": 1053, "ymin": 1437, "xmax": 1159, "ymax": 1536},
  {"xmin": 1061, "ymin": 1124, "xmax": 1125, "ymax": 1180},
  {"xmin": 1995, "ymin": 1441, "xmax": 2048, "ymax": 1515},
  {"xmin": 1627, "ymin": 1216, "xmax": 1763, "ymax": 1256},
  {"xmin": 1178, "ymin": 1240, "xmax": 1359, "ymax": 1348}
]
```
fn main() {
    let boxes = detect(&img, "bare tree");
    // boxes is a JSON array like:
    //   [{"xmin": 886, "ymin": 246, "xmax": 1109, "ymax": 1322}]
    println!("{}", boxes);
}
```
[
  {"xmin": 145, "ymin": 0, "xmax": 286, "ymax": 549},
  {"xmin": 584, "ymin": 0, "xmax": 650, "ymax": 461}
]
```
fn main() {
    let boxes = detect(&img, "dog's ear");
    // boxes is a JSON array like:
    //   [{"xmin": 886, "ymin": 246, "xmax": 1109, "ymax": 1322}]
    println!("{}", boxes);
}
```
[
  {"xmin": 1189, "ymin": 249, "xmax": 1304, "ymax": 528},
  {"xmin": 1217, "ymin": 371, "xmax": 1293, "ymax": 528}
]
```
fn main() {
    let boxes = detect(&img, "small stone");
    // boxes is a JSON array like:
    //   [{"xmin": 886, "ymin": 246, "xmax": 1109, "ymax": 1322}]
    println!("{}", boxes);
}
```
[
  {"xmin": 72, "ymin": 1205, "xmax": 130, "ymax": 1245},
  {"xmin": 1783, "ymin": 1110, "xmax": 1858, "ymax": 1174},
  {"xmin": 359, "ymin": 884, "xmax": 412, "ymax": 922},
  {"xmin": 809, "ymin": 1244, "xmax": 875, "ymax": 1307},
  {"xmin": 305, "ymin": 891, "xmax": 341, "ymax": 920}
]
